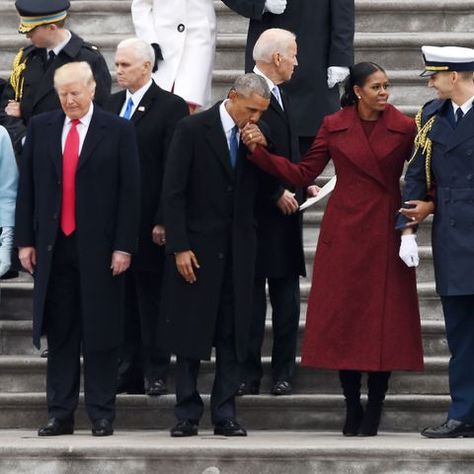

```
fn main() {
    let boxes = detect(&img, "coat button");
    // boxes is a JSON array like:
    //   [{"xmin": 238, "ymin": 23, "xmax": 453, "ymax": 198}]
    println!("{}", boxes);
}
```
[
  {"xmin": 468, "ymin": 174, "xmax": 473, "ymax": 180},
  {"xmin": 450, "ymin": 219, "xmax": 455, "ymax": 226},
  {"xmin": 177, "ymin": 23, "xmax": 185, "ymax": 32},
  {"xmin": 53, "ymin": 213, "xmax": 58, "ymax": 220},
  {"xmin": 57, "ymin": 180, "xmax": 61, "ymax": 185},
  {"xmin": 217, "ymin": 252, "xmax": 224, "ymax": 259},
  {"xmin": 47, "ymin": 244, "xmax": 53, "ymax": 251},
  {"xmin": 467, "ymin": 150, "xmax": 473, "ymax": 156}
]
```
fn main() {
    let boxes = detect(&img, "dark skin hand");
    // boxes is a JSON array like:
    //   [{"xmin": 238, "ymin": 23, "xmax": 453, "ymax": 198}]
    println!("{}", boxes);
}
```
[{"xmin": 399, "ymin": 200, "xmax": 435, "ymax": 227}]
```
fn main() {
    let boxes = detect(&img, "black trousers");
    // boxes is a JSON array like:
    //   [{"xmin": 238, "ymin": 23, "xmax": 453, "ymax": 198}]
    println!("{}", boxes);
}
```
[
  {"xmin": 242, "ymin": 276, "xmax": 300, "ymax": 385},
  {"xmin": 174, "ymin": 260, "xmax": 240, "ymax": 425},
  {"xmin": 118, "ymin": 270, "xmax": 170, "ymax": 386},
  {"xmin": 441, "ymin": 295, "xmax": 474, "ymax": 423},
  {"xmin": 43, "ymin": 232, "xmax": 118, "ymax": 423}
]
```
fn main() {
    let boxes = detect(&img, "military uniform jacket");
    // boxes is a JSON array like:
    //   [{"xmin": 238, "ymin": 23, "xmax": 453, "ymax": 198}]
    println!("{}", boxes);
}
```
[
  {"xmin": 0, "ymin": 31, "xmax": 111, "ymax": 151},
  {"xmin": 399, "ymin": 99, "xmax": 474, "ymax": 296}
]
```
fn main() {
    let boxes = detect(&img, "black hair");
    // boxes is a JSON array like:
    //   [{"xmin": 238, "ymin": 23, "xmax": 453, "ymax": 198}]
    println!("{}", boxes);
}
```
[{"xmin": 340, "ymin": 62, "xmax": 386, "ymax": 107}]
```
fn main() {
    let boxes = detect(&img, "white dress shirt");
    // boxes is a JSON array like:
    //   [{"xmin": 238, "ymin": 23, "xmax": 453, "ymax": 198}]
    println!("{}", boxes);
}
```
[
  {"xmin": 47, "ymin": 30, "xmax": 72, "ymax": 57},
  {"xmin": 61, "ymin": 103, "xmax": 94, "ymax": 154},
  {"xmin": 253, "ymin": 65, "xmax": 284, "ymax": 110},
  {"xmin": 219, "ymin": 99, "xmax": 239, "ymax": 149},
  {"xmin": 452, "ymin": 95, "xmax": 474, "ymax": 118},
  {"xmin": 119, "ymin": 79, "xmax": 153, "ymax": 118}
]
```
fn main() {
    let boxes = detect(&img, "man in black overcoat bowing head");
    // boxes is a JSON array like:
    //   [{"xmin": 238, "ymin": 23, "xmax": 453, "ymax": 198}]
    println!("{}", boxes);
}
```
[{"xmin": 160, "ymin": 74, "xmax": 270, "ymax": 437}]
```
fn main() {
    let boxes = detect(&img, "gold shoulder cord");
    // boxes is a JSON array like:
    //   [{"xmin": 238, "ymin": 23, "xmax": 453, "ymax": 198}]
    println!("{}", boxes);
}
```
[
  {"xmin": 10, "ymin": 48, "xmax": 27, "ymax": 102},
  {"xmin": 408, "ymin": 107, "xmax": 436, "ymax": 191}
]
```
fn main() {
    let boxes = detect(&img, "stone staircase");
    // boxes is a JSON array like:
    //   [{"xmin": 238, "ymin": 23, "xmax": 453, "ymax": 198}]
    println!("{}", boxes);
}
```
[{"xmin": 1, "ymin": 0, "xmax": 474, "ymax": 472}]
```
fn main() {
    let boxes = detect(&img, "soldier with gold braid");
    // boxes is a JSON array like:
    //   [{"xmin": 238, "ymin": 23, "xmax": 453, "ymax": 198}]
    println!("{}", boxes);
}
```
[
  {"xmin": 0, "ymin": 0, "xmax": 111, "ymax": 153},
  {"xmin": 397, "ymin": 45, "xmax": 474, "ymax": 439}
]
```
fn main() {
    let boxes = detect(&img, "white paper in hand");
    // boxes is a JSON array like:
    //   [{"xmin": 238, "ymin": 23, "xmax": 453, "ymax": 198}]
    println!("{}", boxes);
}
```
[{"xmin": 299, "ymin": 176, "xmax": 337, "ymax": 212}]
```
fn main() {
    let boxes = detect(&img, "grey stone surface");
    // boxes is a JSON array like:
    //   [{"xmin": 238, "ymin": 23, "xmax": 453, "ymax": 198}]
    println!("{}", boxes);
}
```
[{"xmin": 0, "ymin": 430, "xmax": 473, "ymax": 474}]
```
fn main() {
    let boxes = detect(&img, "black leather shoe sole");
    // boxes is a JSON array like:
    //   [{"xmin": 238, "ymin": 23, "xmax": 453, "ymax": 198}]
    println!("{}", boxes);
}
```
[
  {"xmin": 38, "ymin": 422, "xmax": 74, "ymax": 436},
  {"xmin": 170, "ymin": 422, "xmax": 198, "ymax": 437}
]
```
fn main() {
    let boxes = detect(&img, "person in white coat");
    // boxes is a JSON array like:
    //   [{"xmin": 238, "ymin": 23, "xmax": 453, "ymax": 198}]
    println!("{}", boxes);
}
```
[{"xmin": 131, "ymin": 0, "xmax": 216, "ymax": 110}]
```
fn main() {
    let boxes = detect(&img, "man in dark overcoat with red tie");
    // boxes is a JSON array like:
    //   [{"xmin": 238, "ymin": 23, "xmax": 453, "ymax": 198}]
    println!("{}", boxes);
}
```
[{"xmin": 15, "ymin": 61, "xmax": 140, "ymax": 437}]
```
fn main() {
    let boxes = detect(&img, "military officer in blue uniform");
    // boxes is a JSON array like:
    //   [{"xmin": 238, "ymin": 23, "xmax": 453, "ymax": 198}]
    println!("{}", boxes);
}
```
[
  {"xmin": 0, "ymin": 0, "xmax": 111, "ymax": 153},
  {"xmin": 397, "ymin": 45, "xmax": 474, "ymax": 438}
]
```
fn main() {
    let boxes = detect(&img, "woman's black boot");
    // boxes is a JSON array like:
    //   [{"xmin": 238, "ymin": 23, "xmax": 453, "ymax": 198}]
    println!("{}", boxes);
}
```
[
  {"xmin": 339, "ymin": 370, "xmax": 363, "ymax": 436},
  {"xmin": 359, "ymin": 371, "xmax": 391, "ymax": 436}
]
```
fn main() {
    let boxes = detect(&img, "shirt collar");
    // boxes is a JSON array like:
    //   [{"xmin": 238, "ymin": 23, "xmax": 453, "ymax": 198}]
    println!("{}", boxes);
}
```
[
  {"xmin": 48, "ymin": 30, "xmax": 72, "ymax": 56},
  {"xmin": 125, "ymin": 79, "xmax": 153, "ymax": 109},
  {"xmin": 219, "ymin": 99, "xmax": 237, "ymax": 135},
  {"xmin": 253, "ymin": 65, "xmax": 277, "ymax": 92},
  {"xmin": 451, "ymin": 95, "xmax": 474, "ymax": 115},
  {"xmin": 66, "ymin": 102, "xmax": 94, "ymax": 127}
]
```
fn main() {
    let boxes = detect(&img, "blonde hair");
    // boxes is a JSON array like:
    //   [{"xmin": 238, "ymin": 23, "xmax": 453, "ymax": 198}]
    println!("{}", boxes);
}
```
[{"xmin": 54, "ymin": 61, "xmax": 96, "ymax": 90}]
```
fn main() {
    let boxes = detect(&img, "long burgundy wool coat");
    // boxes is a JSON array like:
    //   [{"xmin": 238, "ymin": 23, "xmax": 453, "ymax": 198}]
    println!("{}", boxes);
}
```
[{"xmin": 249, "ymin": 104, "xmax": 424, "ymax": 371}]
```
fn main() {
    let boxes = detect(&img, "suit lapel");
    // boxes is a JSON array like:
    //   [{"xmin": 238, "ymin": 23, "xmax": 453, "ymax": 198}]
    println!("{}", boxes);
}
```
[
  {"xmin": 446, "ymin": 105, "xmax": 474, "ymax": 152},
  {"xmin": 130, "ymin": 83, "xmax": 158, "ymax": 125},
  {"xmin": 109, "ymin": 90, "xmax": 127, "ymax": 115},
  {"xmin": 77, "ymin": 107, "xmax": 108, "ymax": 171},
  {"xmin": 32, "ymin": 53, "xmax": 70, "ymax": 107},
  {"xmin": 269, "ymin": 93, "xmax": 288, "ymax": 123},
  {"xmin": 334, "ymin": 106, "xmax": 386, "ymax": 186},
  {"xmin": 48, "ymin": 110, "xmax": 65, "ymax": 179},
  {"xmin": 205, "ymin": 103, "xmax": 235, "ymax": 180}
]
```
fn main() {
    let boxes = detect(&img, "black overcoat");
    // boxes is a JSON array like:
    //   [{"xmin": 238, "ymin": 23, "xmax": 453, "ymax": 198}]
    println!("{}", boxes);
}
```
[
  {"xmin": 159, "ymin": 103, "xmax": 262, "ymax": 361},
  {"xmin": 14, "ymin": 106, "xmax": 140, "ymax": 350},
  {"xmin": 0, "ymin": 32, "xmax": 112, "ymax": 151},
  {"xmin": 107, "ymin": 81, "xmax": 188, "ymax": 272},
  {"xmin": 255, "ymin": 91, "xmax": 305, "ymax": 278},
  {"xmin": 221, "ymin": 0, "xmax": 354, "ymax": 136}
]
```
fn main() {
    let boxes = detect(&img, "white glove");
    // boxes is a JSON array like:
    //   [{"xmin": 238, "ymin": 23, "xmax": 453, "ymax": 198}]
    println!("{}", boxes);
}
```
[
  {"xmin": 264, "ymin": 0, "xmax": 287, "ymax": 14},
  {"xmin": 399, "ymin": 234, "xmax": 419, "ymax": 268},
  {"xmin": 0, "ymin": 226, "xmax": 14, "ymax": 277},
  {"xmin": 327, "ymin": 66, "xmax": 350, "ymax": 89}
]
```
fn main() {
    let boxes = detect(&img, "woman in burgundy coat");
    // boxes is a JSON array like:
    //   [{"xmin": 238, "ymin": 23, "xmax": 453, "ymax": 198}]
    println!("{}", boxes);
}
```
[{"xmin": 243, "ymin": 62, "xmax": 424, "ymax": 436}]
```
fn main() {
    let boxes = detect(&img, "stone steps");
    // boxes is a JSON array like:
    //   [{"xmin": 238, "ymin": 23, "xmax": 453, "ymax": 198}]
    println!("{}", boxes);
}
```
[
  {"xmin": 0, "ymin": 317, "xmax": 448, "ymax": 357},
  {"xmin": 0, "ymin": 279, "xmax": 443, "ymax": 322},
  {"xmin": 0, "ymin": 392, "xmax": 451, "ymax": 431},
  {"xmin": 0, "ymin": 353, "xmax": 450, "ymax": 394},
  {"xmin": 1, "ymin": 430, "xmax": 473, "ymax": 474}
]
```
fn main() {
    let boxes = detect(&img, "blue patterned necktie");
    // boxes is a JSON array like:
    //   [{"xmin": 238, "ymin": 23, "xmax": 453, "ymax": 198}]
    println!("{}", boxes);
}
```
[
  {"xmin": 229, "ymin": 125, "xmax": 239, "ymax": 168},
  {"xmin": 122, "ymin": 97, "xmax": 134, "ymax": 120}
]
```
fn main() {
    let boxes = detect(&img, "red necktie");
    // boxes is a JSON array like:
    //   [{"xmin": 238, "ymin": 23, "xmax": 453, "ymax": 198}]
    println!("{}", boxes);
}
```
[{"xmin": 61, "ymin": 119, "xmax": 80, "ymax": 235}]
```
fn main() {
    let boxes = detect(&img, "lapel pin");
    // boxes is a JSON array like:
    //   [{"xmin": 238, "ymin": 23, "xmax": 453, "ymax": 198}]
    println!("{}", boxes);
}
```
[{"xmin": 138, "ymin": 106, "xmax": 145, "ymax": 112}]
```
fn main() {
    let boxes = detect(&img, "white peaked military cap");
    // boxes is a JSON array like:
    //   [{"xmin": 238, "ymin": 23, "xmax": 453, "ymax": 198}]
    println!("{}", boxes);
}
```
[{"xmin": 420, "ymin": 45, "xmax": 474, "ymax": 77}]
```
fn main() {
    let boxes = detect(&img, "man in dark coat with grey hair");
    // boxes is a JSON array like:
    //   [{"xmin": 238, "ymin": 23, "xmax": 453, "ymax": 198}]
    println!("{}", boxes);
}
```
[
  {"xmin": 221, "ymin": 0, "xmax": 354, "ymax": 154},
  {"xmin": 160, "ymin": 73, "xmax": 270, "ymax": 438}
]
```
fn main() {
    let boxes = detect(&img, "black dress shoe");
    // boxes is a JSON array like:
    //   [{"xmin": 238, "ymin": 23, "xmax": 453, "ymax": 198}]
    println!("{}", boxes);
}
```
[
  {"xmin": 214, "ymin": 418, "xmax": 247, "ymax": 437},
  {"xmin": 421, "ymin": 419, "xmax": 474, "ymax": 438},
  {"xmin": 271, "ymin": 380, "xmax": 293, "ymax": 396},
  {"xmin": 145, "ymin": 377, "xmax": 167, "ymax": 396},
  {"xmin": 236, "ymin": 381, "xmax": 260, "ymax": 396},
  {"xmin": 38, "ymin": 417, "xmax": 74, "ymax": 436},
  {"xmin": 116, "ymin": 377, "xmax": 144, "ymax": 395},
  {"xmin": 40, "ymin": 348, "xmax": 49, "ymax": 358},
  {"xmin": 92, "ymin": 419, "xmax": 114, "ymax": 437},
  {"xmin": 170, "ymin": 420, "xmax": 198, "ymax": 437}
]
